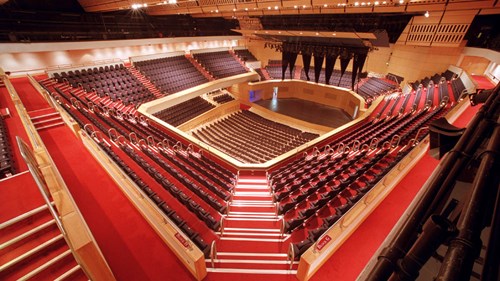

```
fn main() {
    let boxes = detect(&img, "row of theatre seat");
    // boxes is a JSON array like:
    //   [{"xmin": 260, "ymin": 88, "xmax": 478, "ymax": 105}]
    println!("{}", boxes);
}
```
[
  {"xmin": 97, "ymin": 142, "xmax": 211, "ymax": 256},
  {"xmin": 0, "ymin": 116, "xmax": 15, "ymax": 179},
  {"xmin": 212, "ymin": 93, "xmax": 234, "ymax": 104},
  {"xmin": 52, "ymin": 64, "xmax": 155, "ymax": 107},
  {"xmin": 44, "ymin": 80, "xmax": 240, "ymax": 256},
  {"xmin": 234, "ymin": 49, "xmax": 258, "ymax": 62},
  {"xmin": 134, "ymin": 55, "xmax": 209, "ymax": 95},
  {"xmin": 192, "ymin": 110, "xmax": 318, "ymax": 163},
  {"xmin": 267, "ymin": 77, "xmax": 456, "ymax": 257},
  {"xmin": 153, "ymin": 96, "xmax": 215, "ymax": 127},
  {"xmin": 192, "ymin": 51, "xmax": 248, "ymax": 79},
  {"xmin": 356, "ymin": 77, "xmax": 399, "ymax": 103},
  {"xmin": 411, "ymin": 70, "xmax": 456, "ymax": 90}
]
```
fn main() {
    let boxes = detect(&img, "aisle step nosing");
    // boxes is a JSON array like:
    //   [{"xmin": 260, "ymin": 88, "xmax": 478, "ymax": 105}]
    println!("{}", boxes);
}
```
[
  {"xmin": 218, "ymin": 232, "xmax": 283, "ymax": 237},
  {"xmin": 222, "ymin": 227, "xmax": 281, "ymax": 233},
  {"xmin": 18, "ymin": 249, "xmax": 72, "ymax": 281},
  {"xmin": 0, "ymin": 219, "xmax": 57, "ymax": 250},
  {"xmin": 0, "ymin": 234, "xmax": 64, "ymax": 272},
  {"xmin": 53, "ymin": 264, "xmax": 82, "ymax": 281},
  {"xmin": 206, "ymin": 258, "xmax": 299, "ymax": 265},
  {"xmin": 206, "ymin": 268, "xmax": 297, "ymax": 274},
  {"xmin": 0, "ymin": 204, "xmax": 53, "ymax": 230},
  {"xmin": 217, "ymin": 252, "xmax": 288, "ymax": 257},
  {"xmin": 220, "ymin": 237, "xmax": 289, "ymax": 242}
]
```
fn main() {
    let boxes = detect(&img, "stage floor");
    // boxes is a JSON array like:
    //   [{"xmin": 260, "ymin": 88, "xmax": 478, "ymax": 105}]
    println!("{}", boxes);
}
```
[{"xmin": 254, "ymin": 98, "xmax": 353, "ymax": 128}]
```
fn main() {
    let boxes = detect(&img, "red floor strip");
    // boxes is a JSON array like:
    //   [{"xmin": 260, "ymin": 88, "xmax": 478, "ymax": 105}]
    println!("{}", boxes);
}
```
[{"xmin": 10, "ymin": 77, "xmax": 51, "ymax": 111}]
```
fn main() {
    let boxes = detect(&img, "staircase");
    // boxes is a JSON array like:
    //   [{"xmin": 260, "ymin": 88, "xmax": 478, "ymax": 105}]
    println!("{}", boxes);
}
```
[
  {"xmin": 127, "ymin": 66, "xmax": 164, "ymax": 99},
  {"xmin": 229, "ymin": 51, "xmax": 250, "ymax": 72},
  {"xmin": 0, "ymin": 205, "xmax": 88, "ymax": 281},
  {"xmin": 207, "ymin": 176, "xmax": 297, "ymax": 275},
  {"xmin": 185, "ymin": 54, "xmax": 215, "ymax": 81},
  {"xmin": 28, "ymin": 108, "xmax": 64, "ymax": 131}
]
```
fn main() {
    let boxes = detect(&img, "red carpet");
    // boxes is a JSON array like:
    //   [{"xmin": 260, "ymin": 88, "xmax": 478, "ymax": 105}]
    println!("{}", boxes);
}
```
[
  {"xmin": 472, "ymin": 75, "xmax": 496, "ymax": 89},
  {"xmin": 10, "ymin": 77, "xmax": 51, "ymax": 111},
  {"xmin": 0, "ymin": 172, "xmax": 44, "ymax": 222},
  {"xmin": 38, "ymin": 125, "xmax": 197, "ymax": 281}
]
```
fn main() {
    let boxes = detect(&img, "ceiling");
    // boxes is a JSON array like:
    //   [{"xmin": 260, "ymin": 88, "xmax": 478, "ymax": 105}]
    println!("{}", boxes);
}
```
[{"xmin": 73, "ymin": 0, "xmax": 500, "ymax": 17}]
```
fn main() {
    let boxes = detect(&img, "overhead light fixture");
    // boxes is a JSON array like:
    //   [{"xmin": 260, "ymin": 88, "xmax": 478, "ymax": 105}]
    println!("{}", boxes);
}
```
[
  {"xmin": 268, "ymin": 6, "xmax": 271, "ymax": 10},
  {"xmin": 354, "ymin": 2, "xmax": 360, "ymax": 6},
  {"xmin": 143, "ymin": 3, "xmax": 147, "ymax": 7},
  {"xmin": 424, "ymin": 11, "xmax": 430, "ymax": 17},
  {"xmin": 303, "ymin": 5, "xmax": 306, "ymax": 8},
  {"xmin": 399, "ymin": 0, "xmax": 404, "ymax": 3},
  {"xmin": 324, "ymin": 4, "xmax": 328, "ymax": 7},
  {"xmin": 274, "ymin": 5, "xmax": 278, "ymax": 10},
  {"xmin": 294, "ymin": 5, "xmax": 298, "ymax": 8},
  {"xmin": 233, "ymin": 8, "xmax": 236, "ymax": 11},
  {"xmin": 374, "ymin": 1, "xmax": 379, "ymax": 5},
  {"xmin": 245, "ymin": 7, "xmax": 248, "ymax": 11}
]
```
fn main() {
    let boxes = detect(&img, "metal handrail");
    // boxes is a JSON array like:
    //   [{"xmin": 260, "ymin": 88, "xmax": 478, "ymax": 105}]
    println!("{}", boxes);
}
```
[
  {"xmin": 408, "ymin": 126, "xmax": 429, "ymax": 147},
  {"xmin": 390, "ymin": 135, "xmax": 401, "ymax": 148},
  {"xmin": 210, "ymin": 241, "xmax": 217, "ymax": 268},
  {"xmin": 137, "ymin": 139, "xmax": 147, "ymax": 147},
  {"xmin": 108, "ymin": 128, "xmax": 118, "ymax": 142},
  {"xmin": 83, "ymin": 124, "xmax": 95, "ymax": 135},
  {"xmin": 146, "ymin": 136, "xmax": 155, "ymax": 147},
  {"xmin": 287, "ymin": 243, "xmax": 295, "ymax": 270},
  {"xmin": 352, "ymin": 140, "xmax": 361, "ymax": 151},
  {"xmin": 129, "ymin": 132, "xmax": 138, "ymax": 144},
  {"xmin": 16, "ymin": 137, "xmax": 66, "ymax": 237},
  {"xmin": 370, "ymin": 138, "xmax": 379, "ymax": 149}
]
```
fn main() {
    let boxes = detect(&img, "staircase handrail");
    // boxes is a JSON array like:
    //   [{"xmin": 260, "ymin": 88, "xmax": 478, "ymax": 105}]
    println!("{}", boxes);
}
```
[
  {"xmin": 17, "ymin": 137, "xmax": 66, "ymax": 237},
  {"xmin": 287, "ymin": 243, "xmax": 295, "ymax": 270},
  {"xmin": 408, "ymin": 126, "xmax": 429, "ymax": 147},
  {"xmin": 210, "ymin": 240, "xmax": 217, "ymax": 268}
]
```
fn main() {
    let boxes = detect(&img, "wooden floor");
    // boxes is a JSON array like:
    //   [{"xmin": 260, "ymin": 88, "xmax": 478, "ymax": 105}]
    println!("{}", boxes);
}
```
[{"xmin": 254, "ymin": 98, "xmax": 352, "ymax": 128}]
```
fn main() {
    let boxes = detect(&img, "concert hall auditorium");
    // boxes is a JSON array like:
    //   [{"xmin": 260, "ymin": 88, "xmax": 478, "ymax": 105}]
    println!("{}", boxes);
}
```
[{"xmin": 0, "ymin": 0, "xmax": 499, "ymax": 280}]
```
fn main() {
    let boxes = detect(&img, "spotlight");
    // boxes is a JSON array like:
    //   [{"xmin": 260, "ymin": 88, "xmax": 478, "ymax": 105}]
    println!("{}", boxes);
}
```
[{"xmin": 424, "ymin": 11, "xmax": 430, "ymax": 17}]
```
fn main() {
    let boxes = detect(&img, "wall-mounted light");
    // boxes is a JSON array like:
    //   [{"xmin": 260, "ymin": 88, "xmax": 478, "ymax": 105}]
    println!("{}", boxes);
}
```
[{"xmin": 424, "ymin": 11, "xmax": 430, "ymax": 17}]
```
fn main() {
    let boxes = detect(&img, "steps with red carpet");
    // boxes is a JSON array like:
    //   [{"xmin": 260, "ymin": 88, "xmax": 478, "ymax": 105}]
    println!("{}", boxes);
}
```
[
  {"xmin": 208, "ymin": 176, "xmax": 297, "ymax": 275},
  {"xmin": 0, "ymin": 204, "xmax": 87, "ymax": 281},
  {"xmin": 28, "ymin": 108, "xmax": 64, "ymax": 131}
]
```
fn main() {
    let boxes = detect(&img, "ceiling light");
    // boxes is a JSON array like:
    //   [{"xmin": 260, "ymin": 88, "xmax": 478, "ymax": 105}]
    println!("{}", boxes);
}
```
[
  {"xmin": 169, "ymin": 0, "xmax": 177, "ymax": 3},
  {"xmin": 354, "ymin": 2, "xmax": 360, "ymax": 6},
  {"xmin": 374, "ymin": 1, "xmax": 379, "ymax": 5},
  {"xmin": 143, "ymin": 3, "xmax": 147, "ymax": 7},
  {"xmin": 303, "ymin": 5, "xmax": 306, "ymax": 8},
  {"xmin": 233, "ymin": 8, "xmax": 236, "ymax": 11},
  {"xmin": 315, "ymin": 32, "xmax": 319, "ymax": 36},
  {"xmin": 294, "ymin": 5, "xmax": 298, "ymax": 8},
  {"xmin": 324, "ymin": 4, "xmax": 328, "ymax": 7},
  {"xmin": 424, "ymin": 11, "xmax": 430, "ymax": 17},
  {"xmin": 245, "ymin": 7, "xmax": 248, "ymax": 11},
  {"xmin": 332, "ymin": 33, "xmax": 336, "ymax": 36},
  {"xmin": 215, "ymin": 9, "xmax": 219, "ymax": 13},
  {"xmin": 274, "ymin": 6, "xmax": 278, "ymax": 10},
  {"xmin": 399, "ymin": 0, "xmax": 404, "ymax": 3},
  {"xmin": 278, "ymin": 31, "xmax": 281, "ymax": 34},
  {"xmin": 382, "ymin": 1, "xmax": 387, "ymax": 4},
  {"xmin": 361, "ymin": 2, "xmax": 366, "ymax": 6},
  {"xmin": 268, "ymin": 6, "xmax": 271, "ymax": 10}
]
